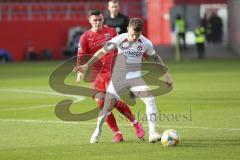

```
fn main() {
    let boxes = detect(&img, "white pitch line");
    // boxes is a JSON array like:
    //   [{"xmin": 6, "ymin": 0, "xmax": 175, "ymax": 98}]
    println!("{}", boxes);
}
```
[
  {"xmin": 0, "ymin": 98, "xmax": 83, "ymax": 111},
  {"xmin": 0, "ymin": 104, "xmax": 55, "ymax": 111},
  {"xmin": 0, "ymin": 88, "xmax": 85, "ymax": 111},
  {"xmin": 0, "ymin": 118, "xmax": 240, "ymax": 132},
  {"xmin": 157, "ymin": 125, "xmax": 240, "ymax": 131},
  {"xmin": 0, "ymin": 88, "xmax": 83, "ymax": 98}
]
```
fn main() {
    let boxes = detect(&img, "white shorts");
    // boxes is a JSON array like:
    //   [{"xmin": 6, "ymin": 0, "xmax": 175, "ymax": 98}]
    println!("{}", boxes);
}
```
[{"xmin": 106, "ymin": 76, "xmax": 150, "ymax": 99}]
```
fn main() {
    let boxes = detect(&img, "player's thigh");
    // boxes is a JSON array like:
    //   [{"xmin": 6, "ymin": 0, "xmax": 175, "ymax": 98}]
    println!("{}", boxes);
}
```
[
  {"xmin": 94, "ymin": 92, "xmax": 105, "ymax": 102},
  {"xmin": 101, "ymin": 72, "xmax": 111, "ymax": 90},
  {"xmin": 128, "ymin": 77, "xmax": 153, "ymax": 98},
  {"xmin": 106, "ymin": 78, "xmax": 128, "ymax": 100},
  {"xmin": 90, "ymin": 75, "xmax": 106, "ymax": 99}
]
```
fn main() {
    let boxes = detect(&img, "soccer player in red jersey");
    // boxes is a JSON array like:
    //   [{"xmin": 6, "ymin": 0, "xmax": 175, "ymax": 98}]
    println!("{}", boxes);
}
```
[{"xmin": 76, "ymin": 9, "xmax": 144, "ymax": 142}]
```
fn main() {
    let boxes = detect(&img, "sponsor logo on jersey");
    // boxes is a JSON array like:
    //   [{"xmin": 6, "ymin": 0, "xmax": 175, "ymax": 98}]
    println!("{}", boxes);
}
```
[
  {"xmin": 137, "ymin": 45, "xmax": 143, "ymax": 51},
  {"xmin": 122, "ymin": 51, "xmax": 143, "ymax": 57},
  {"xmin": 104, "ymin": 33, "xmax": 111, "ymax": 40}
]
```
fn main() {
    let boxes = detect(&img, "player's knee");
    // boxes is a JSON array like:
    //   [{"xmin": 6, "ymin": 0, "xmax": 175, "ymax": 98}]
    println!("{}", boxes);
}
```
[
  {"xmin": 94, "ymin": 92, "xmax": 105, "ymax": 100},
  {"xmin": 96, "ymin": 99, "xmax": 112, "ymax": 117},
  {"xmin": 96, "ymin": 98, "xmax": 104, "ymax": 109},
  {"xmin": 141, "ymin": 96, "xmax": 155, "ymax": 106},
  {"xmin": 94, "ymin": 92, "xmax": 105, "ymax": 107}
]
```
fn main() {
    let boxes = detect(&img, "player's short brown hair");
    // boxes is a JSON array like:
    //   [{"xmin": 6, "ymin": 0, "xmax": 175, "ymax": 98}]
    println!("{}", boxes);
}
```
[
  {"xmin": 108, "ymin": 0, "xmax": 119, "ymax": 4},
  {"xmin": 129, "ymin": 18, "xmax": 144, "ymax": 32},
  {"xmin": 88, "ymin": 9, "xmax": 102, "ymax": 17}
]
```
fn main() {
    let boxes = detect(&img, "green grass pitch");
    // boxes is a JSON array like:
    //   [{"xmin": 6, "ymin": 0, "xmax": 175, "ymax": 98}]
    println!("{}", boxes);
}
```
[{"xmin": 0, "ymin": 59, "xmax": 240, "ymax": 160}]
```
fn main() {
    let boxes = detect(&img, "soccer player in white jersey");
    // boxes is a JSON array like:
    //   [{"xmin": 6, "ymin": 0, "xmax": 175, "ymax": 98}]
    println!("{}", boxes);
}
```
[{"xmin": 79, "ymin": 18, "xmax": 173, "ymax": 143}]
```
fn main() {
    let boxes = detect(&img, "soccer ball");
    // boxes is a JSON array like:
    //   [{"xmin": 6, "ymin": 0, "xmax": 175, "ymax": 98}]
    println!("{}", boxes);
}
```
[{"xmin": 161, "ymin": 129, "xmax": 180, "ymax": 147}]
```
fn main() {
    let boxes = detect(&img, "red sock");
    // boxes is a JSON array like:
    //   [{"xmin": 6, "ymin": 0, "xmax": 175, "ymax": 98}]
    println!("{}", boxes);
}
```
[
  {"xmin": 97, "ymin": 99, "xmax": 120, "ymax": 133},
  {"xmin": 115, "ymin": 101, "xmax": 136, "ymax": 123}
]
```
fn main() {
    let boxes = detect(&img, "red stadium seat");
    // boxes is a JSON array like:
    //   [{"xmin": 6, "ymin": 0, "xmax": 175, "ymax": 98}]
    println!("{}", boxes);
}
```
[
  {"xmin": 71, "ymin": 5, "xmax": 85, "ymax": 12},
  {"xmin": 1, "ymin": 13, "xmax": 9, "ymax": 21},
  {"xmin": 1, "ymin": 4, "xmax": 9, "ymax": 11},
  {"xmin": 70, "ymin": 4, "xmax": 86, "ymax": 20}
]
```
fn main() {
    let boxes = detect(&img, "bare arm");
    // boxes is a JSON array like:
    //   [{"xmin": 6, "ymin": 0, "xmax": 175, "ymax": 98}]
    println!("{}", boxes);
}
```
[
  {"xmin": 85, "ymin": 47, "xmax": 107, "ymax": 67},
  {"xmin": 77, "ymin": 42, "xmax": 116, "ymax": 71},
  {"xmin": 153, "ymin": 53, "xmax": 165, "ymax": 65},
  {"xmin": 76, "ymin": 48, "xmax": 107, "ymax": 83},
  {"xmin": 153, "ymin": 53, "xmax": 173, "ymax": 86},
  {"xmin": 77, "ymin": 47, "xmax": 106, "ymax": 72}
]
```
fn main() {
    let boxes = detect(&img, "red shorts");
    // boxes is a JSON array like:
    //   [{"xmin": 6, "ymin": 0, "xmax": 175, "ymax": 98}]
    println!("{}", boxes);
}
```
[{"xmin": 90, "ymin": 72, "xmax": 111, "ymax": 98}]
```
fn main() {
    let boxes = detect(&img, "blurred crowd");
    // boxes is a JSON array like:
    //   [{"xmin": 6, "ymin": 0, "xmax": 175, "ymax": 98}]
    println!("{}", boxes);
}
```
[{"xmin": 173, "ymin": 10, "xmax": 223, "ymax": 59}]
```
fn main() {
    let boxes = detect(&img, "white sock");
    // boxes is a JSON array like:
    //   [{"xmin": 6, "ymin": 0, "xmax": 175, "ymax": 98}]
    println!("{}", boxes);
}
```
[
  {"xmin": 95, "ymin": 111, "xmax": 107, "ymax": 135},
  {"xmin": 146, "ymin": 113, "xmax": 157, "ymax": 134},
  {"xmin": 140, "ymin": 96, "xmax": 157, "ymax": 134}
]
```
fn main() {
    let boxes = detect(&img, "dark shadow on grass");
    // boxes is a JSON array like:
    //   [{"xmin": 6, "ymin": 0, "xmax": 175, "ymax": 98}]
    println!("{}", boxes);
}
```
[{"xmin": 96, "ymin": 139, "xmax": 147, "ymax": 144}]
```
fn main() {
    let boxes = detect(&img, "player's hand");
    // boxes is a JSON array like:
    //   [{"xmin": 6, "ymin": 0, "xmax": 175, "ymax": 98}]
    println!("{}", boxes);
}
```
[
  {"xmin": 164, "ymin": 72, "xmax": 173, "ymax": 87},
  {"xmin": 76, "ymin": 72, "xmax": 84, "ymax": 83},
  {"xmin": 77, "ymin": 64, "xmax": 88, "ymax": 72}
]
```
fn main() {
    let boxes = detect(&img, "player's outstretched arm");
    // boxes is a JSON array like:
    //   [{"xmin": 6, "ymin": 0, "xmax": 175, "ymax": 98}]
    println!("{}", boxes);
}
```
[
  {"xmin": 153, "ymin": 53, "xmax": 173, "ymax": 86},
  {"xmin": 164, "ymin": 72, "xmax": 173, "ymax": 86},
  {"xmin": 153, "ymin": 52, "xmax": 165, "ymax": 66},
  {"xmin": 77, "ymin": 42, "xmax": 117, "ymax": 72},
  {"xmin": 75, "ymin": 47, "xmax": 106, "ymax": 83},
  {"xmin": 77, "ymin": 47, "xmax": 107, "ymax": 72}
]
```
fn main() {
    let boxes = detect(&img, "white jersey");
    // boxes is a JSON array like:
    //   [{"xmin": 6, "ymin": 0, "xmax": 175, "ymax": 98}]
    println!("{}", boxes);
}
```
[
  {"xmin": 106, "ymin": 33, "xmax": 156, "ymax": 99},
  {"xmin": 107, "ymin": 33, "xmax": 156, "ymax": 79},
  {"xmin": 109, "ymin": 33, "xmax": 155, "ymax": 63}
]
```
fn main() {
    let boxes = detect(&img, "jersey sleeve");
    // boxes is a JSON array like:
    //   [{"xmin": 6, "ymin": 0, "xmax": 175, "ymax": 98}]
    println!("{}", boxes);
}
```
[
  {"xmin": 109, "ymin": 35, "xmax": 119, "ymax": 44},
  {"xmin": 105, "ymin": 34, "xmax": 120, "ymax": 51},
  {"xmin": 77, "ymin": 33, "xmax": 88, "ymax": 68},
  {"xmin": 145, "ymin": 39, "xmax": 156, "ymax": 56}
]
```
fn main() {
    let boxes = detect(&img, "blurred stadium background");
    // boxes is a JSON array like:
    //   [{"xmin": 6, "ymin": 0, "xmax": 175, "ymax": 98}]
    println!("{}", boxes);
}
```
[{"xmin": 0, "ymin": 0, "xmax": 239, "ymax": 61}]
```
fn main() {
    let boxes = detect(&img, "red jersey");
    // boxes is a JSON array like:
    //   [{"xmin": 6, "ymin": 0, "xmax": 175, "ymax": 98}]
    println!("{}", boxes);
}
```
[{"xmin": 77, "ymin": 26, "xmax": 117, "ymax": 73}]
